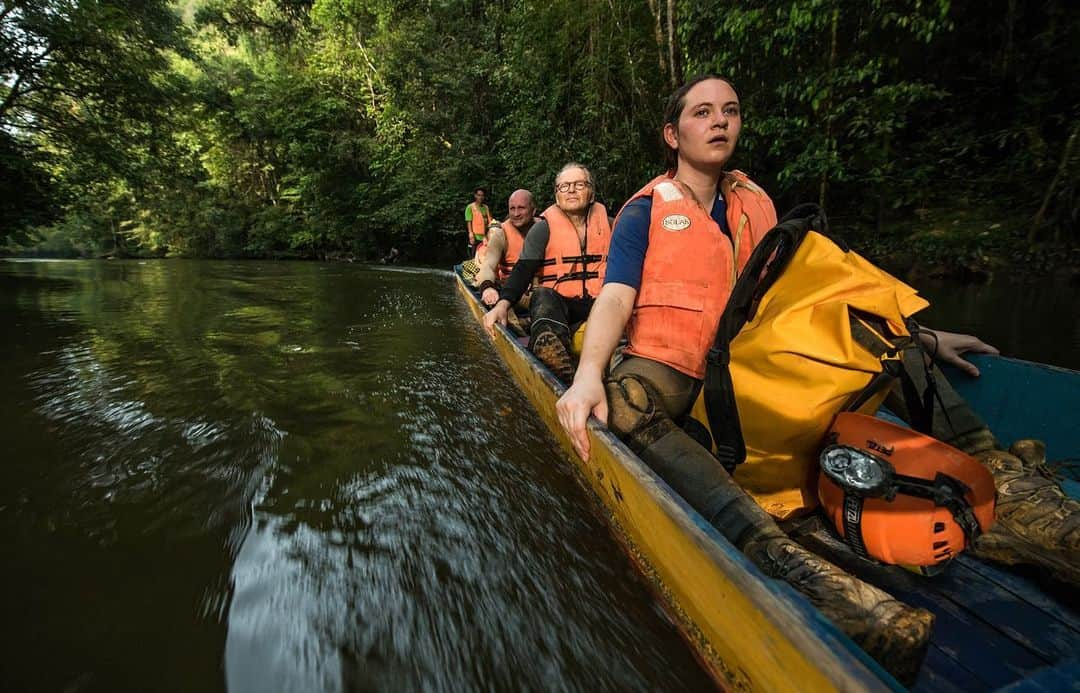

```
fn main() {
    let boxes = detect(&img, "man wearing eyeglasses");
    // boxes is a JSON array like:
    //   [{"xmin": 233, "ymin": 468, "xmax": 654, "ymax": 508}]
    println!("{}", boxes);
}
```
[{"xmin": 483, "ymin": 163, "xmax": 613, "ymax": 383}]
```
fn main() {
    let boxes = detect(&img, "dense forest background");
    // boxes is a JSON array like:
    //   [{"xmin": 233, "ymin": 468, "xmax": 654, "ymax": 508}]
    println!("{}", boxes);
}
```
[{"xmin": 2, "ymin": 0, "xmax": 1077, "ymax": 276}]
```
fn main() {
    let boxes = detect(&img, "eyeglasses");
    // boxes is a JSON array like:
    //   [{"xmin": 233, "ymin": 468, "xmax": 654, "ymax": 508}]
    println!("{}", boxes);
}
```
[{"xmin": 555, "ymin": 181, "xmax": 592, "ymax": 193}]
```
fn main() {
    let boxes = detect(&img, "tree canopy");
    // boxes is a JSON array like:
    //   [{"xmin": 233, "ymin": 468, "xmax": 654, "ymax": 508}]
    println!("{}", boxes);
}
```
[{"xmin": 3, "ymin": 0, "xmax": 1078, "ymax": 272}]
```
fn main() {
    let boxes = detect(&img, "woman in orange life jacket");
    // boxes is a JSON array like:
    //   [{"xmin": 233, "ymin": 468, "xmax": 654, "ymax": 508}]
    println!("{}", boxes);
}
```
[
  {"xmin": 473, "ymin": 189, "xmax": 538, "ymax": 307},
  {"xmin": 554, "ymin": 75, "xmax": 937, "ymax": 680},
  {"xmin": 483, "ymin": 164, "xmax": 613, "ymax": 383}
]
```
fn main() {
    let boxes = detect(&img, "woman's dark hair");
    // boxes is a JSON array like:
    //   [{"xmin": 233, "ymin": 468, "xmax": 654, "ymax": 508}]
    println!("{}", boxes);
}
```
[{"xmin": 660, "ymin": 74, "xmax": 737, "ymax": 171}]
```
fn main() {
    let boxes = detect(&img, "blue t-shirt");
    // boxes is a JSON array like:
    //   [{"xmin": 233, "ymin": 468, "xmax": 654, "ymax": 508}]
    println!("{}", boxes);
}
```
[{"xmin": 604, "ymin": 194, "xmax": 731, "ymax": 290}]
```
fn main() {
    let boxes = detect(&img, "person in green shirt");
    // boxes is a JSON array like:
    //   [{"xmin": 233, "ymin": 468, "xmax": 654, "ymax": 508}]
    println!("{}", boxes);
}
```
[{"xmin": 464, "ymin": 187, "xmax": 492, "ymax": 250}]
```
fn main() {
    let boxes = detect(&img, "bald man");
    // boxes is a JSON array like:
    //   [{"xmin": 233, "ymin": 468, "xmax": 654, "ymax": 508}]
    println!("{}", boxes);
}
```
[{"xmin": 474, "ymin": 188, "xmax": 539, "ymax": 306}]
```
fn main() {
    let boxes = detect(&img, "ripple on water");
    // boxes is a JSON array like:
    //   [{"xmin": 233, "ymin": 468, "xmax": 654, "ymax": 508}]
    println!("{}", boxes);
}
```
[
  {"xmin": 2, "ymin": 262, "xmax": 711, "ymax": 692},
  {"xmin": 22, "ymin": 342, "xmax": 284, "ymax": 544},
  {"xmin": 225, "ymin": 292, "xmax": 710, "ymax": 691}
]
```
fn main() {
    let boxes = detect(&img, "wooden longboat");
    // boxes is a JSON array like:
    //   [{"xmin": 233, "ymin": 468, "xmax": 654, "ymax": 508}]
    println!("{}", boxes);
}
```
[{"xmin": 455, "ymin": 272, "xmax": 1080, "ymax": 691}]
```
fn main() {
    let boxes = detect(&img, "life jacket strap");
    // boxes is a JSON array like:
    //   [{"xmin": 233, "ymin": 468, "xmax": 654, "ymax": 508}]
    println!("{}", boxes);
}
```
[{"xmin": 560, "ymin": 270, "xmax": 600, "ymax": 282}]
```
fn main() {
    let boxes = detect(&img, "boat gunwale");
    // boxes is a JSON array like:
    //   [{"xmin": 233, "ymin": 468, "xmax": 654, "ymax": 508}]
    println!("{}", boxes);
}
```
[{"xmin": 455, "ymin": 273, "xmax": 898, "ymax": 692}]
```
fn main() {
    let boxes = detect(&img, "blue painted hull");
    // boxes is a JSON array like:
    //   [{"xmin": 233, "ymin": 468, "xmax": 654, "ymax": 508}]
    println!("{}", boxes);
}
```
[{"xmin": 943, "ymin": 354, "xmax": 1080, "ymax": 494}]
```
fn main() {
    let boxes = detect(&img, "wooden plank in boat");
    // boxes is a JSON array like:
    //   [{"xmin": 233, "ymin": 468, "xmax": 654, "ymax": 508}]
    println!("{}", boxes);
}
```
[
  {"xmin": 796, "ymin": 527, "xmax": 1048, "ymax": 689},
  {"xmin": 915, "ymin": 644, "xmax": 990, "ymax": 692},
  {"xmin": 931, "ymin": 560, "xmax": 1080, "ymax": 663},
  {"xmin": 995, "ymin": 660, "xmax": 1080, "ymax": 692},
  {"xmin": 955, "ymin": 555, "xmax": 1080, "ymax": 631}
]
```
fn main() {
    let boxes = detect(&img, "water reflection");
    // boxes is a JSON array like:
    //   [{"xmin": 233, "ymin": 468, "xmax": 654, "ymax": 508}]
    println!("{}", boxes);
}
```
[
  {"xmin": 0, "ymin": 260, "xmax": 708, "ymax": 692},
  {"xmin": 918, "ymin": 278, "xmax": 1080, "ymax": 370}
]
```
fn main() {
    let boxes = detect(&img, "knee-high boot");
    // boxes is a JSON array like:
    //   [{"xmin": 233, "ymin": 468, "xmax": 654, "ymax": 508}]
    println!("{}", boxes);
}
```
[
  {"xmin": 973, "ymin": 441, "xmax": 1080, "ymax": 586},
  {"xmin": 527, "ymin": 288, "xmax": 576, "ymax": 384}
]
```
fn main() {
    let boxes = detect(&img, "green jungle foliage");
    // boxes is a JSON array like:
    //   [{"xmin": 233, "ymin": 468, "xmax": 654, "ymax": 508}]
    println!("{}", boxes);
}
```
[{"xmin": 2, "ymin": 0, "xmax": 1078, "ymax": 273}]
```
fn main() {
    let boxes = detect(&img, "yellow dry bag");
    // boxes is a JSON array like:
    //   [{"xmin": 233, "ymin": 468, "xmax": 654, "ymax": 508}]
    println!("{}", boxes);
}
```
[{"xmin": 691, "ymin": 204, "xmax": 929, "ymax": 520}]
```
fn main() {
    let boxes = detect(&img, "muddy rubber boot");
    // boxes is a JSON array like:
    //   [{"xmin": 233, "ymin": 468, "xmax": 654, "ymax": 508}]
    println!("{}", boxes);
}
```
[
  {"xmin": 605, "ymin": 374, "xmax": 933, "ymax": 685},
  {"xmin": 741, "ymin": 535, "xmax": 933, "ymax": 686},
  {"xmin": 1010, "ymin": 439, "xmax": 1047, "ymax": 469},
  {"xmin": 973, "ymin": 442, "xmax": 1080, "ymax": 586},
  {"xmin": 531, "ymin": 331, "xmax": 575, "ymax": 384}
]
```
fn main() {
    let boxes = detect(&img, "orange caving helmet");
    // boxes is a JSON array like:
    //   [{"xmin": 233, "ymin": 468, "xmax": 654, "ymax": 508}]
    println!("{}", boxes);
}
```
[{"xmin": 818, "ymin": 412, "xmax": 996, "ymax": 568}]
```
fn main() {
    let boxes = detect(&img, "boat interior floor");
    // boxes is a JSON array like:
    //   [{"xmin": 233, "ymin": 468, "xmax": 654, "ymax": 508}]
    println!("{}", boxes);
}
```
[{"xmin": 784, "ymin": 515, "xmax": 1080, "ymax": 691}]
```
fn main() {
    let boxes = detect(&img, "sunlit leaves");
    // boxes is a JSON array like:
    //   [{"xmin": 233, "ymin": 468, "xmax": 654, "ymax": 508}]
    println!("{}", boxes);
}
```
[{"xmin": 8, "ymin": 0, "xmax": 1077, "ymax": 257}]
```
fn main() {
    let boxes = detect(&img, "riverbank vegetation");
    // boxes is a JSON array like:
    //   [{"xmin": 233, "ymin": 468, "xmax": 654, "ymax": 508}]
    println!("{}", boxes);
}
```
[{"xmin": 2, "ymin": 0, "xmax": 1077, "ymax": 277}]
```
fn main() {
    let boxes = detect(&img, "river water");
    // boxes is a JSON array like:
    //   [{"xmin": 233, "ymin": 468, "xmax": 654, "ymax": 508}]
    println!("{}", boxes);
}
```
[
  {"xmin": 0, "ymin": 259, "xmax": 1076, "ymax": 692},
  {"xmin": 0, "ymin": 260, "xmax": 710, "ymax": 692}
]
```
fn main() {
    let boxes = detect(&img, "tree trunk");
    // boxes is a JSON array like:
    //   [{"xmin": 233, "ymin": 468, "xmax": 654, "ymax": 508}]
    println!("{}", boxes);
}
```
[
  {"xmin": 1002, "ymin": 0, "xmax": 1016, "ymax": 77},
  {"xmin": 666, "ymin": 0, "xmax": 681, "ymax": 88},
  {"xmin": 355, "ymin": 30, "xmax": 380, "ymax": 112},
  {"xmin": 647, "ymin": 0, "xmax": 667, "ymax": 79},
  {"xmin": 819, "ymin": 7, "xmax": 839, "ymax": 209},
  {"xmin": 1030, "ymin": 120, "xmax": 1080, "ymax": 242}
]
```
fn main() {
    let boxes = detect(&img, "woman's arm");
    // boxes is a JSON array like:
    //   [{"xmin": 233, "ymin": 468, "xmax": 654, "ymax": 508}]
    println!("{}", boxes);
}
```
[
  {"xmin": 556, "ymin": 282, "xmax": 637, "ymax": 460},
  {"xmin": 918, "ymin": 328, "xmax": 999, "ymax": 377}
]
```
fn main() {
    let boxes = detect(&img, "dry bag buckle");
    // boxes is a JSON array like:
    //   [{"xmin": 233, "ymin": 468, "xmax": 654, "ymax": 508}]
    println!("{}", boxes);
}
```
[{"xmin": 706, "ymin": 347, "xmax": 729, "ymax": 366}]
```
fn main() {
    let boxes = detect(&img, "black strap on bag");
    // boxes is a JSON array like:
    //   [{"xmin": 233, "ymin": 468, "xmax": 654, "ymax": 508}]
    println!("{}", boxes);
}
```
[
  {"xmin": 846, "ymin": 316, "xmax": 956, "ymax": 438},
  {"xmin": 845, "ymin": 352, "xmax": 937, "ymax": 434},
  {"xmin": 703, "ymin": 203, "xmax": 831, "ymax": 473},
  {"xmin": 901, "ymin": 320, "xmax": 959, "ymax": 438}
]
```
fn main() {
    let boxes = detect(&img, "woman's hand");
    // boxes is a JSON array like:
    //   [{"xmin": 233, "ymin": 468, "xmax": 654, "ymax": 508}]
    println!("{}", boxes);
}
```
[
  {"xmin": 920, "ymin": 328, "xmax": 1000, "ymax": 377},
  {"xmin": 557, "ymin": 373, "xmax": 609, "ymax": 461},
  {"xmin": 482, "ymin": 300, "xmax": 510, "ymax": 336},
  {"xmin": 481, "ymin": 287, "xmax": 500, "ymax": 306}
]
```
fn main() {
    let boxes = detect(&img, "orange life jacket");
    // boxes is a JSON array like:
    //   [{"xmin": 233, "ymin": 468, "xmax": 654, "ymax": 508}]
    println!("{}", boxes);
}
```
[
  {"xmin": 537, "ymin": 202, "xmax": 612, "ymax": 300},
  {"xmin": 620, "ymin": 171, "xmax": 777, "ymax": 379},
  {"xmin": 469, "ymin": 202, "xmax": 491, "ymax": 242},
  {"xmin": 497, "ymin": 219, "xmax": 529, "ymax": 283}
]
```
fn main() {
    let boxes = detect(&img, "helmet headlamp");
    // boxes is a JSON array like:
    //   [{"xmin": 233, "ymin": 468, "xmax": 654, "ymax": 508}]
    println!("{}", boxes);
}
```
[
  {"xmin": 818, "ymin": 413, "xmax": 997, "ymax": 568},
  {"xmin": 820, "ymin": 444, "xmax": 893, "ymax": 496}
]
